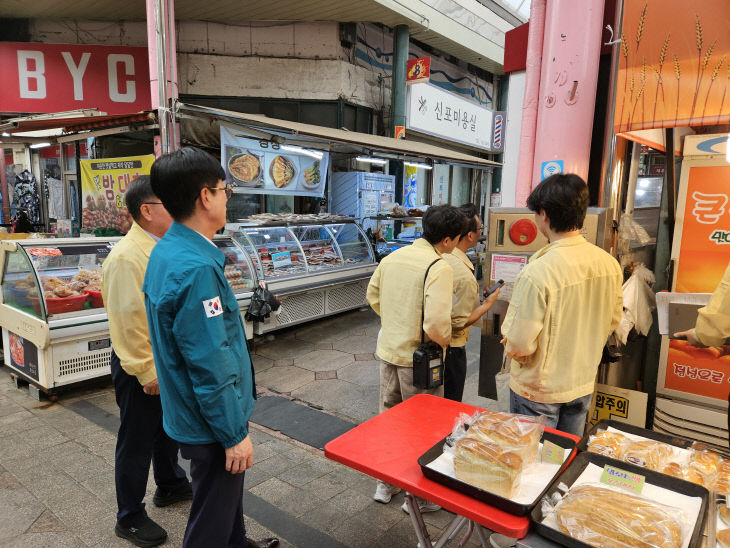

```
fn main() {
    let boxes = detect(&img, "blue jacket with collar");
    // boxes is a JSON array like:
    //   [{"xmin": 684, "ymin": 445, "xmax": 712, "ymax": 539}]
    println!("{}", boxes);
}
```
[{"xmin": 143, "ymin": 222, "xmax": 255, "ymax": 448}]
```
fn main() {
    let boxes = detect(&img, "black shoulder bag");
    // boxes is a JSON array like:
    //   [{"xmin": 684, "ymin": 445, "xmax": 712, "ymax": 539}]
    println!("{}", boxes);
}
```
[{"xmin": 412, "ymin": 258, "xmax": 445, "ymax": 389}]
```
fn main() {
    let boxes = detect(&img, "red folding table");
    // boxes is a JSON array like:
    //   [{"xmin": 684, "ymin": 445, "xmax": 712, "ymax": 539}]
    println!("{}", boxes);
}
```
[{"xmin": 325, "ymin": 394, "xmax": 579, "ymax": 547}]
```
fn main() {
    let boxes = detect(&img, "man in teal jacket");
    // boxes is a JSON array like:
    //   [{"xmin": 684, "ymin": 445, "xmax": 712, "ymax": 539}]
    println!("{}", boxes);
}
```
[{"xmin": 143, "ymin": 147, "xmax": 277, "ymax": 548}]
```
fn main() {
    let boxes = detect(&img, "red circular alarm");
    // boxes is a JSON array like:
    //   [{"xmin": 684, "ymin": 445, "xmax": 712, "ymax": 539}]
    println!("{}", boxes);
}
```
[{"xmin": 509, "ymin": 219, "xmax": 538, "ymax": 246}]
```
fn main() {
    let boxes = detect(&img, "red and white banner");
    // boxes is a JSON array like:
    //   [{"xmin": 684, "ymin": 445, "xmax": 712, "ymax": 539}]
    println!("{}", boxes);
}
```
[{"xmin": 0, "ymin": 42, "xmax": 151, "ymax": 115}]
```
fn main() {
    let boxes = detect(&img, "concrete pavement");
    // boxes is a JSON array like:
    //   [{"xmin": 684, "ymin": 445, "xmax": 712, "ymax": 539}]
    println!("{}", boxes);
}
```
[{"xmin": 0, "ymin": 307, "xmax": 499, "ymax": 547}]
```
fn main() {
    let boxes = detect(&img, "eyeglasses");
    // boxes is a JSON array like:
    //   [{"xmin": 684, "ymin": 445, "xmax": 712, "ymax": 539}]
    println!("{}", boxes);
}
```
[
  {"xmin": 142, "ymin": 201, "xmax": 163, "ymax": 205},
  {"xmin": 205, "ymin": 185, "xmax": 233, "ymax": 199}
]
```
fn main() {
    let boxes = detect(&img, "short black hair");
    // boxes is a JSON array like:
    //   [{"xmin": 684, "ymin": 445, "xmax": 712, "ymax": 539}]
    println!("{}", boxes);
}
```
[
  {"xmin": 458, "ymin": 203, "xmax": 479, "ymax": 238},
  {"xmin": 150, "ymin": 146, "xmax": 226, "ymax": 221},
  {"xmin": 125, "ymin": 175, "xmax": 155, "ymax": 222},
  {"xmin": 422, "ymin": 204, "xmax": 465, "ymax": 244},
  {"xmin": 526, "ymin": 173, "xmax": 589, "ymax": 232}
]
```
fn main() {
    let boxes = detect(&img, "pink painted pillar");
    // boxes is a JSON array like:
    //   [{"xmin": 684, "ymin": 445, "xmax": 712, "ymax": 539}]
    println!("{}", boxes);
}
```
[
  {"xmin": 532, "ymin": 0, "xmax": 605, "ymax": 185},
  {"xmin": 514, "ymin": 0, "xmax": 546, "ymax": 207}
]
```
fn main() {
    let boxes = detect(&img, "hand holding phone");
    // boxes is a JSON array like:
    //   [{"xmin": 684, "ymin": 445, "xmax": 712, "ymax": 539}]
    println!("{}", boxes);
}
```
[{"xmin": 482, "ymin": 279, "xmax": 504, "ymax": 301}]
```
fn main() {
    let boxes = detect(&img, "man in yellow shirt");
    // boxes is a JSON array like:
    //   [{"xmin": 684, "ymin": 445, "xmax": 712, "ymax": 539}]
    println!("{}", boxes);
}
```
[
  {"xmin": 443, "ymin": 203, "xmax": 500, "ymax": 401},
  {"xmin": 367, "ymin": 204, "xmax": 463, "ymax": 510},
  {"xmin": 102, "ymin": 176, "xmax": 191, "ymax": 547},
  {"xmin": 501, "ymin": 174, "xmax": 623, "ymax": 436},
  {"xmin": 675, "ymin": 261, "xmax": 730, "ymax": 448}
]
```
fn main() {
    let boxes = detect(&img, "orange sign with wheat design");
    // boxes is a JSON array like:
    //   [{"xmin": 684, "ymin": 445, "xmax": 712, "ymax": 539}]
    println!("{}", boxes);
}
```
[{"xmin": 615, "ymin": 0, "xmax": 730, "ymax": 132}]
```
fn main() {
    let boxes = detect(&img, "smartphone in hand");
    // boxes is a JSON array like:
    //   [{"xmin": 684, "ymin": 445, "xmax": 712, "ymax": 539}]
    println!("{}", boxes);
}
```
[{"xmin": 482, "ymin": 279, "xmax": 504, "ymax": 301}]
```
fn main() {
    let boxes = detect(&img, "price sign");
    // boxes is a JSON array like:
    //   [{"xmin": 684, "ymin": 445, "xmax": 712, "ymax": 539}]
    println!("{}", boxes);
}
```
[
  {"xmin": 540, "ymin": 440, "xmax": 566, "ymax": 464},
  {"xmin": 600, "ymin": 464, "xmax": 645, "ymax": 494}
]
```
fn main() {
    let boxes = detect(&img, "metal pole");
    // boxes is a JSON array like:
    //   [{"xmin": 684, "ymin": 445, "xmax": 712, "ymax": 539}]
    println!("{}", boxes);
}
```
[
  {"xmin": 153, "ymin": 0, "xmax": 170, "ymax": 155},
  {"xmin": 390, "ymin": 25, "xmax": 409, "ymax": 137},
  {"xmin": 599, "ymin": 0, "xmax": 625, "ymax": 215},
  {"xmin": 0, "ymin": 148, "xmax": 10, "ymax": 224}
]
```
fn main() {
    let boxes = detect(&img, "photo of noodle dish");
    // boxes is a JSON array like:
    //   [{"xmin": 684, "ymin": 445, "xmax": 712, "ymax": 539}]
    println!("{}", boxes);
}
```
[{"xmin": 228, "ymin": 151, "xmax": 263, "ymax": 187}]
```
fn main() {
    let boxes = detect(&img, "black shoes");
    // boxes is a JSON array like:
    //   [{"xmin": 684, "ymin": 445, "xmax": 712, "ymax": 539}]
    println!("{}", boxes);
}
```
[
  {"xmin": 115, "ymin": 517, "xmax": 167, "ymax": 547},
  {"xmin": 153, "ymin": 482, "xmax": 193, "ymax": 507},
  {"xmin": 246, "ymin": 538, "xmax": 280, "ymax": 548}
]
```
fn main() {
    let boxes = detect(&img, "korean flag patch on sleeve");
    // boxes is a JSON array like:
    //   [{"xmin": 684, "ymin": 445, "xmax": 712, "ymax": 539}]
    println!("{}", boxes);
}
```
[{"xmin": 203, "ymin": 296, "xmax": 223, "ymax": 318}]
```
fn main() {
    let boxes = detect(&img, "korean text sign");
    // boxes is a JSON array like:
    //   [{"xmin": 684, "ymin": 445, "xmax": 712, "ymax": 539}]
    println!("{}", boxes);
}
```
[
  {"xmin": 0, "ymin": 42, "xmax": 151, "ymax": 115},
  {"xmin": 80, "ymin": 155, "xmax": 155, "ymax": 234},
  {"xmin": 665, "ymin": 163, "xmax": 730, "ymax": 401},
  {"xmin": 406, "ymin": 82, "xmax": 503, "ymax": 152}
]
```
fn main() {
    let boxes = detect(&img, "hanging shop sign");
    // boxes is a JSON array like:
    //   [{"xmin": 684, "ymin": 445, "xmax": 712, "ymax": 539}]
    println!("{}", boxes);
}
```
[
  {"xmin": 220, "ymin": 125, "xmax": 329, "ymax": 198},
  {"xmin": 79, "ymin": 155, "xmax": 155, "ymax": 234},
  {"xmin": 406, "ymin": 82, "xmax": 504, "ymax": 152},
  {"xmin": 406, "ymin": 57, "xmax": 431, "ymax": 84},
  {"xmin": 614, "ymin": 0, "xmax": 730, "ymax": 132},
  {"xmin": 0, "ymin": 42, "xmax": 151, "ymax": 115}
]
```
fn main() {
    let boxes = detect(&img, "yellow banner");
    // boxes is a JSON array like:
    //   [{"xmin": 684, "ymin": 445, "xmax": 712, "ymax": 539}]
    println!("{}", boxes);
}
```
[
  {"xmin": 615, "ymin": 0, "xmax": 730, "ymax": 132},
  {"xmin": 80, "ymin": 155, "xmax": 155, "ymax": 234}
]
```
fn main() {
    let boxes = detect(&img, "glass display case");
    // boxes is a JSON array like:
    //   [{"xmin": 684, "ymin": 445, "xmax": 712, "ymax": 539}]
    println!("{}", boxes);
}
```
[
  {"xmin": 326, "ymin": 224, "xmax": 374, "ymax": 266},
  {"xmin": 2, "ymin": 240, "xmax": 113, "ymax": 321},
  {"xmin": 291, "ymin": 225, "xmax": 343, "ymax": 272},
  {"xmin": 234, "ymin": 226, "xmax": 308, "ymax": 280},
  {"xmin": 212, "ymin": 237, "xmax": 257, "ymax": 293}
]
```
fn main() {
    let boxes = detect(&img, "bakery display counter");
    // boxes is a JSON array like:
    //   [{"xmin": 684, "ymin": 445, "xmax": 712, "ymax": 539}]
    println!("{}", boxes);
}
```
[
  {"xmin": 0, "ymin": 236, "xmax": 257, "ymax": 396},
  {"xmin": 227, "ymin": 219, "xmax": 376, "ymax": 334}
]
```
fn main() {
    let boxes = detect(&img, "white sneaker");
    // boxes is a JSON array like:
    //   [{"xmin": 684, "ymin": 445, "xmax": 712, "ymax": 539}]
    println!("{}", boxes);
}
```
[
  {"xmin": 373, "ymin": 482, "xmax": 401, "ymax": 503},
  {"xmin": 401, "ymin": 498, "xmax": 441, "ymax": 514}
]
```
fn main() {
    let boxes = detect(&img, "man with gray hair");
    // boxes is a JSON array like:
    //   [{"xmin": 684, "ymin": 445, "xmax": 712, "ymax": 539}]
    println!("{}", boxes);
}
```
[{"xmin": 102, "ymin": 175, "xmax": 191, "ymax": 547}]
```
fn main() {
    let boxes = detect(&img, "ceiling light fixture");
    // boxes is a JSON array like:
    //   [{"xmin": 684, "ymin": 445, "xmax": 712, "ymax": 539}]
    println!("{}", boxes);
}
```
[
  {"xmin": 29, "ymin": 142, "xmax": 52, "ymax": 149},
  {"xmin": 281, "ymin": 145, "xmax": 324, "ymax": 160},
  {"xmin": 404, "ymin": 161, "xmax": 433, "ymax": 170},
  {"xmin": 356, "ymin": 156, "xmax": 387, "ymax": 165}
]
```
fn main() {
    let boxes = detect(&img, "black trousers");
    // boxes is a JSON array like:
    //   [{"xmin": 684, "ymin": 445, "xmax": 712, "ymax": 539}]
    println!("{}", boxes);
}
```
[
  {"xmin": 444, "ymin": 346, "xmax": 467, "ymax": 402},
  {"xmin": 110, "ymin": 349, "xmax": 188, "ymax": 527},
  {"xmin": 179, "ymin": 442, "xmax": 247, "ymax": 548}
]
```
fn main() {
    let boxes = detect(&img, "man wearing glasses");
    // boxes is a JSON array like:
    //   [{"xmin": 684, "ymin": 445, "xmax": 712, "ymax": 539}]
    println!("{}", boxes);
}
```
[
  {"xmin": 443, "ymin": 204, "xmax": 500, "ymax": 402},
  {"xmin": 143, "ymin": 147, "xmax": 277, "ymax": 548},
  {"xmin": 102, "ymin": 175, "xmax": 191, "ymax": 547}
]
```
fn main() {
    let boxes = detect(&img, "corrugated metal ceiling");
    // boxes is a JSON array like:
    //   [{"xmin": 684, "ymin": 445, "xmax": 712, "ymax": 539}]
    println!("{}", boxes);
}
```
[{"xmin": 1, "ymin": 0, "xmax": 504, "ymax": 73}]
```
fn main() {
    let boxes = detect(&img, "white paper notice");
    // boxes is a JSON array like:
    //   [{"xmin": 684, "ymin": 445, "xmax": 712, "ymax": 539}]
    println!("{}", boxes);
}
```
[
  {"xmin": 491, "ymin": 254, "xmax": 527, "ymax": 283},
  {"xmin": 655, "ymin": 292, "xmax": 712, "ymax": 335}
]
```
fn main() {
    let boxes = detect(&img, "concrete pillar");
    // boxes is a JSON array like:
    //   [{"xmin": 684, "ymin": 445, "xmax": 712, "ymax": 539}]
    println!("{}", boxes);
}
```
[{"xmin": 390, "ymin": 25, "xmax": 409, "ymax": 138}]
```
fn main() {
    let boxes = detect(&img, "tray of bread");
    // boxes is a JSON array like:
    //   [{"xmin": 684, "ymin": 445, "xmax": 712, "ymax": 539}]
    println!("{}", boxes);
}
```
[
  {"xmin": 581, "ymin": 420, "xmax": 730, "ymax": 492},
  {"xmin": 531, "ymin": 451, "xmax": 708, "ymax": 548},
  {"xmin": 417, "ymin": 410, "xmax": 577, "ymax": 516}
]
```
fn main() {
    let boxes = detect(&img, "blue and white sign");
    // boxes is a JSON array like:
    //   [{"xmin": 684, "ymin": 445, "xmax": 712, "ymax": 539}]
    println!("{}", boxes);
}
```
[{"xmin": 541, "ymin": 160, "xmax": 564, "ymax": 180}]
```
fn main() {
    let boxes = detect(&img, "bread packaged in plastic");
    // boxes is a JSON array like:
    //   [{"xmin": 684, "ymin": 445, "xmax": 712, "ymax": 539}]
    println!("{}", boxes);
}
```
[
  {"xmin": 552, "ymin": 483, "xmax": 684, "ymax": 548},
  {"xmin": 688, "ymin": 446, "xmax": 722, "ymax": 482},
  {"xmin": 586, "ymin": 430, "xmax": 628, "ymax": 459},
  {"xmin": 660, "ymin": 461, "xmax": 686, "ymax": 480},
  {"xmin": 453, "ymin": 437, "xmax": 523, "ymax": 498},
  {"xmin": 467, "ymin": 410, "xmax": 544, "ymax": 465},
  {"xmin": 621, "ymin": 440, "xmax": 673, "ymax": 471}
]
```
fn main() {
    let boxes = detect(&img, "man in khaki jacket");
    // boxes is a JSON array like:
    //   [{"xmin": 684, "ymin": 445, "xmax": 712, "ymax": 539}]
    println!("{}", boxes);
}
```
[
  {"xmin": 102, "ymin": 176, "xmax": 191, "ymax": 547},
  {"xmin": 367, "ymin": 204, "xmax": 464, "ymax": 513},
  {"xmin": 443, "ymin": 204, "xmax": 500, "ymax": 401}
]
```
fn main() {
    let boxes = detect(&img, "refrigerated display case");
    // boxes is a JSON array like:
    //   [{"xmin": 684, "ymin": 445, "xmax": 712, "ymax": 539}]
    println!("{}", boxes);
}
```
[
  {"xmin": 0, "ymin": 236, "xmax": 257, "ymax": 396},
  {"xmin": 228, "ymin": 220, "xmax": 377, "ymax": 334}
]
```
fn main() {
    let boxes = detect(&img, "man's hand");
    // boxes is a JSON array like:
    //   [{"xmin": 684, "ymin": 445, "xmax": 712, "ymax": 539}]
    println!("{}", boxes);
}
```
[
  {"xmin": 143, "ymin": 379, "xmax": 160, "ymax": 395},
  {"xmin": 674, "ymin": 329, "xmax": 706, "ymax": 348},
  {"xmin": 481, "ymin": 287, "xmax": 501, "ymax": 311},
  {"xmin": 225, "ymin": 435, "xmax": 254, "ymax": 474}
]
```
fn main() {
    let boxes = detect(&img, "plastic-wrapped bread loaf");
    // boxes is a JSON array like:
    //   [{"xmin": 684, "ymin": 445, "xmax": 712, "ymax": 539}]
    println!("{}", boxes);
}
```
[
  {"xmin": 660, "ymin": 462, "xmax": 686, "ymax": 480},
  {"xmin": 555, "ymin": 484, "xmax": 683, "ymax": 548},
  {"xmin": 467, "ymin": 411, "xmax": 543, "ymax": 465},
  {"xmin": 453, "ymin": 437, "xmax": 523, "ymax": 498},
  {"xmin": 621, "ymin": 440, "xmax": 672, "ymax": 471},
  {"xmin": 719, "ymin": 529, "xmax": 730, "ymax": 548},
  {"xmin": 587, "ymin": 431, "xmax": 628, "ymax": 459}
]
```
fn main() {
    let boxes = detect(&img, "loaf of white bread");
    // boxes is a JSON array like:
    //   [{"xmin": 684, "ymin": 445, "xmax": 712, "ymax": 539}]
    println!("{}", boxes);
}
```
[
  {"xmin": 453, "ymin": 437, "xmax": 523, "ymax": 498},
  {"xmin": 466, "ymin": 411, "xmax": 542, "ymax": 465},
  {"xmin": 555, "ymin": 484, "xmax": 682, "ymax": 548}
]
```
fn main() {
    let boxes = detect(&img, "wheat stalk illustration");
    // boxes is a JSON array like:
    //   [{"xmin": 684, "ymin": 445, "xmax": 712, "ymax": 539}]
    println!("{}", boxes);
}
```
[
  {"xmin": 636, "ymin": 3, "xmax": 647, "ymax": 52},
  {"xmin": 717, "ymin": 62, "xmax": 730, "ymax": 124},
  {"xmin": 631, "ymin": 58, "xmax": 648, "ymax": 125},
  {"xmin": 701, "ymin": 56, "xmax": 726, "ymax": 121},
  {"xmin": 690, "ymin": 15, "xmax": 706, "ymax": 120},
  {"xmin": 619, "ymin": 32, "xmax": 630, "ymax": 129},
  {"xmin": 673, "ymin": 54, "xmax": 681, "ymax": 125}
]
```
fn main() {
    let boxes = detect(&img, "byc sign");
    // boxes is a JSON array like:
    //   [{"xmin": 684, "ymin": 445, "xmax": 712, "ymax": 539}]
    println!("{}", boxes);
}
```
[{"xmin": 1, "ymin": 42, "xmax": 151, "ymax": 115}]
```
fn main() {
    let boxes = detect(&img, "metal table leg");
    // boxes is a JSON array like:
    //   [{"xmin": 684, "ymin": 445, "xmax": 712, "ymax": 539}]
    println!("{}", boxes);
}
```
[
  {"xmin": 405, "ymin": 493, "xmax": 432, "ymax": 548},
  {"xmin": 433, "ymin": 515, "xmax": 467, "ymax": 548},
  {"xmin": 475, "ymin": 524, "xmax": 492, "ymax": 548}
]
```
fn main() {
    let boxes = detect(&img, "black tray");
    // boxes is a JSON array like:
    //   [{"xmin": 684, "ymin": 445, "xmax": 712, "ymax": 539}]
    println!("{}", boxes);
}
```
[
  {"xmin": 530, "ymin": 452, "xmax": 709, "ymax": 548},
  {"xmin": 417, "ymin": 430, "xmax": 578, "ymax": 516},
  {"xmin": 578, "ymin": 419, "xmax": 693, "ymax": 453}
]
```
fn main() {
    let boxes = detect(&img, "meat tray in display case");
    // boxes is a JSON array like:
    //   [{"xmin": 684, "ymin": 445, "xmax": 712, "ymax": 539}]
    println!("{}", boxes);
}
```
[
  {"xmin": 0, "ymin": 236, "xmax": 258, "ymax": 397},
  {"xmin": 228, "ymin": 220, "xmax": 377, "ymax": 334}
]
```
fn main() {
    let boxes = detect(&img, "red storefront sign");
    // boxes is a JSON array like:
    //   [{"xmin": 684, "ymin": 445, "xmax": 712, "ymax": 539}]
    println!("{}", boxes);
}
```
[
  {"xmin": 39, "ymin": 143, "xmax": 89, "ymax": 159},
  {"xmin": 406, "ymin": 57, "xmax": 431, "ymax": 84},
  {"xmin": 0, "ymin": 42, "xmax": 151, "ymax": 115}
]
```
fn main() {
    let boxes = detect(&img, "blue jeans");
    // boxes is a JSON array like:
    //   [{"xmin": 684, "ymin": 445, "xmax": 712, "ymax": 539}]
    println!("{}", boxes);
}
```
[{"xmin": 509, "ymin": 390, "xmax": 592, "ymax": 437}]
